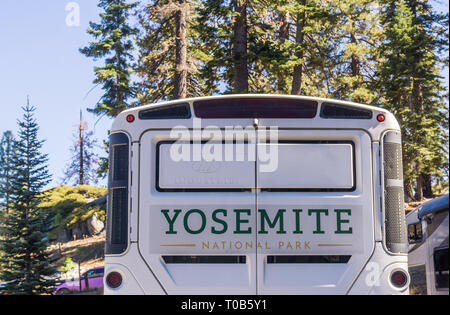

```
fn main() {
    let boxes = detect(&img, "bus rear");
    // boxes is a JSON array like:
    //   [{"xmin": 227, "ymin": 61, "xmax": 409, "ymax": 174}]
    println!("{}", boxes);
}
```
[{"xmin": 104, "ymin": 95, "xmax": 409, "ymax": 295}]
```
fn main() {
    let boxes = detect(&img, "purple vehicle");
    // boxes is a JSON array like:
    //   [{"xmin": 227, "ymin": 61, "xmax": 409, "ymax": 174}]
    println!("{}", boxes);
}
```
[{"xmin": 53, "ymin": 267, "xmax": 104, "ymax": 295}]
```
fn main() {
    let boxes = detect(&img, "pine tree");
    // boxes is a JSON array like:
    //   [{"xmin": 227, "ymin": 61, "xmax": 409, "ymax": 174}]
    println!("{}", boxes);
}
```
[
  {"xmin": 330, "ymin": 0, "xmax": 384, "ymax": 104},
  {"xmin": 136, "ymin": 0, "xmax": 213, "ymax": 103},
  {"xmin": 80, "ymin": 0, "xmax": 139, "ymax": 117},
  {"xmin": 63, "ymin": 111, "xmax": 99, "ymax": 186},
  {"xmin": 194, "ymin": 0, "xmax": 234, "ymax": 94},
  {"xmin": 0, "ymin": 131, "xmax": 16, "ymax": 214},
  {"xmin": 377, "ymin": 0, "xmax": 449, "ymax": 200},
  {"xmin": 0, "ymin": 99, "xmax": 57, "ymax": 295},
  {"xmin": 231, "ymin": 0, "xmax": 249, "ymax": 92},
  {"xmin": 195, "ymin": 0, "xmax": 255, "ymax": 93}
]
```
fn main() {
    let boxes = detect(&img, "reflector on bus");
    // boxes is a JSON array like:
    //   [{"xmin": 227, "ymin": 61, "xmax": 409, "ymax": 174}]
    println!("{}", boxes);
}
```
[{"xmin": 193, "ymin": 98, "xmax": 318, "ymax": 118}]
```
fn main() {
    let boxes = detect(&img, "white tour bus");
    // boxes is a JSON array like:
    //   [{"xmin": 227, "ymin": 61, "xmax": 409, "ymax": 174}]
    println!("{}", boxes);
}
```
[
  {"xmin": 407, "ymin": 193, "xmax": 449, "ymax": 295},
  {"xmin": 104, "ymin": 95, "xmax": 409, "ymax": 295}
]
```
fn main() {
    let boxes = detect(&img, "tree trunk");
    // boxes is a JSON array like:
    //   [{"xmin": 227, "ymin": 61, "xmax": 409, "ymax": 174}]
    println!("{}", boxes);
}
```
[
  {"xmin": 421, "ymin": 174, "xmax": 433, "ymax": 198},
  {"xmin": 277, "ymin": 11, "xmax": 290, "ymax": 92},
  {"xmin": 415, "ymin": 166, "xmax": 424, "ymax": 201},
  {"xmin": 350, "ymin": 32, "xmax": 360, "ymax": 77},
  {"xmin": 174, "ymin": 0, "xmax": 188, "ymax": 99},
  {"xmin": 404, "ymin": 181, "xmax": 415, "ymax": 203},
  {"xmin": 79, "ymin": 111, "xmax": 85, "ymax": 185},
  {"xmin": 279, "ymin": 12, "xmax": 290, "ymax": 41},
  {"xmin": 291, "ymin": 1, "xmax": 306, "ymax": 95},
  {"xmin": 232, "ymin": 0, "xmax": 248, "ymax": 93}
]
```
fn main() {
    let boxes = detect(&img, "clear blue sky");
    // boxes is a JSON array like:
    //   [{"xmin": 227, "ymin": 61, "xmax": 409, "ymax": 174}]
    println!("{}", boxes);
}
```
[
  {"xmin": 0, "ymin": 0, "xmax": 448, "ymax": 189},
  {"xmin": 0, "ymin": 0, "xmax": 111, "ymax": 187}
]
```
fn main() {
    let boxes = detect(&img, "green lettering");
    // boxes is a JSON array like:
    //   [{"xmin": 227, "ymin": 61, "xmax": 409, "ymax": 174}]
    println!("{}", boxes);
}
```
[
  {"xmin": 161, "ymin": 209, "xmax": 182, "ymax": 234},
  {"xmin": 293, "ymin": 209, "xmax": 303, "ymax": 234},
  {"xmin": 335, "ymin": 209, "xmax": 353, "ymax": 234},
  {"xmin": 184, "ymin": 209, "xmax": 206, "ymax": 234},
  {"xmin": 259, "ymin": 209, "xmax": 287, "ymax": 234},
  {"xmin": 234, "ymin": 209, "xmax": 252, "ymax": 234},
  {"xmin": 211, "ymin": 209, "xmax": 228, "ymax": 234},
  {"xmin": 308, "ymin": 209, "xmax": 328, "ymax": 234}
]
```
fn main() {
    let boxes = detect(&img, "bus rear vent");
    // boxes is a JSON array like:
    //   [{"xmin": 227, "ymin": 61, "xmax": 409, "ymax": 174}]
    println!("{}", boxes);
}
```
[
  {"xmin": 320, "ymin": 103, "xmax": 373, "ymax": 119},
  {"xmin": 162, "ymin": 256, "xmax": 247, "ymax": 264},
  {"xmin": 139, "ymin": 103, "xmax": 191, "ymax": 120},
  {"xmin": 106, "ymin": 132, "xmax": 130, "ymax": 255},
  {"xmin": 383, "ymin": 131, "xmax": 407, "ymax": 253},
  {"xmin": 267, "ymin": 255, "xmax": 351, "ymax": 264},
  {"xmin": 193, "ymin": 98, "xmax": 318, "ymax": 118}
]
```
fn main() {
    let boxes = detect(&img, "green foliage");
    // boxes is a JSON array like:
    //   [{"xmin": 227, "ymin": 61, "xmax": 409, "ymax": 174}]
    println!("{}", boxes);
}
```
[
  {"xmin": 80, "ymin": 0, "xmax": 139, "ymax": 117},
  {"xmin": 65, "ymin": 205, "xmax": 106, "ymax": 230},
  {"xmin": 59, "ymin": 256, "xmax": 77, "ymax": 273},
  {"xmin": 136, "ymin": 0, "xmax": 215, "ymax": 103},
  {"xmin": 40, "ymin": 185, "xmax": 107, "ymax": 240}
]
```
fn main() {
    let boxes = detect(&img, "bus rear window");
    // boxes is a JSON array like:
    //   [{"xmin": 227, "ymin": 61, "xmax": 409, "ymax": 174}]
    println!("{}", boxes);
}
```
[{"xmin": 193, "ymin": 98, "xmax": 318, "ymax": 119}]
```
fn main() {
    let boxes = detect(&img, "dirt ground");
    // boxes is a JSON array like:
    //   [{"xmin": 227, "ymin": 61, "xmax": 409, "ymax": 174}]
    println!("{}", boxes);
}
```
[{"xmin": 49, "ymin": 234, "xmax": 105, "ymax": 272}]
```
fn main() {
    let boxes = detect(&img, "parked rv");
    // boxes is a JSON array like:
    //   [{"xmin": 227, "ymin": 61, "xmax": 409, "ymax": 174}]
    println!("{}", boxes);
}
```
[{"xmin": 407, "ymin": 193, "xmax": 449, "ymax": 295}]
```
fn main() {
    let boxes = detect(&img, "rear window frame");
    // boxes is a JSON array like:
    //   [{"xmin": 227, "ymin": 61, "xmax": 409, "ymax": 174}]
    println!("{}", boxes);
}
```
[
  {"xmin": 155, "ymin": 140, "xmax": 254, "ymax": 193},
  {"xmin": 154, "ymin": 140, "xmax": 356, "ymax": 193},
  {"xmin": 260, "ymin": 140, "xmax": 357, "ymax": 193}
]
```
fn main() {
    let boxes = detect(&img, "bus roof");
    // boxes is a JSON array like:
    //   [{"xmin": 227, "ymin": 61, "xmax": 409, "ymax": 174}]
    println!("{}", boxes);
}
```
[
  {"xmin": 418, "ymin": 193, "xmax": 449, "ymax": 219},
  {"xmin": 111, "ymin": 94, "xmax": 400, "ymax": 141},
  {"xmin": 124, "ymin": 94, "xmax": 389, "ymax": 114}
]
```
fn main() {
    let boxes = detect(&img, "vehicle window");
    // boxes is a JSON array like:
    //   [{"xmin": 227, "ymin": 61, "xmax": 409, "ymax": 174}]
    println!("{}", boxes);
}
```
[
  {"xmin": 434, "ymin": 246, "xmax": 449, "ymax": 289},
  {"xmin": 86, "ymin": 271, "xmax": 94, "ymax": 277},
  {"xmin": 408, "ymin": 222, "xmax": 423, "ymax": 244}
]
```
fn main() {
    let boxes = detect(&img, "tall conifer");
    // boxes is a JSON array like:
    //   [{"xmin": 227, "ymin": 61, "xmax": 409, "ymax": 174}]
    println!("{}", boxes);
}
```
[
  {"xmin": 0, "ymin": 99, "xmax": 57, "ymax": 295},
  {"xmin": 80, "ymin": 0, "xmax": 139, "ymax": 117}
]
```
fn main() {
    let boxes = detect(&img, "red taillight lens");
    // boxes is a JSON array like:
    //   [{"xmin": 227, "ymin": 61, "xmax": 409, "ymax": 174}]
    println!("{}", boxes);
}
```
[
  {"xmin": 391, "ymin": 270, "xmax": 408, "ymax": 288},
  {"xmin": 126, "ymin": 114, "xmax": 135, "ymax": 123},
  {"xmin": 106, "ymin": 272, "xmax": 123, "ymax": 289},
  {"xmin": 377, "ymin": 114, "xmax": 385, "ymax": 122}
]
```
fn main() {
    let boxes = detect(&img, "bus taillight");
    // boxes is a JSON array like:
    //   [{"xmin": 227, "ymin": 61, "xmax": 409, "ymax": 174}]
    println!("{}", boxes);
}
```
[
  {"xmin": 126, "ymin": 114, "xmax": 135, "ymax": 123},
  {"xmin": 390, "ymin": 270, "xmax": 408, "ymax": 288},
  {"xmin": 106, "ymin": 272, "xmax": 123, "ymax": 289}
]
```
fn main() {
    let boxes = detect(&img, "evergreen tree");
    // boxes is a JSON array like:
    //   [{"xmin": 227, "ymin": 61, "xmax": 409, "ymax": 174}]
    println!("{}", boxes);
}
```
[
  {"xmin": 80, "ymin": 0, "xmax": 139, "ymax": 117},
  {"xmin": 0, "ymin": 131, "xmax": 16, "ymax": 214},
  {"xmin": 0, "ymin": 99, "xmax": 57, "ymax": 295},
  {"xmin": 377, "ymin": 0, "xmax": 449, "ymax": 200},
  {"xmin": 136, "ymin": 0, "xmax": 212, "ymax": 103},
  {"xmin": 194, "ymin": 0, "xmax": 235, "ymax": 94},
  {"xmin": 330, "ymin": 0, "xmax": 384, "ymax": 103},
  {"xmin": 63, "ymin": 111, "xmax": 99, "ymax": 186},
  {"xmin": 195, "ymin": 0, "xmax": 256, "ymax": 93}
]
